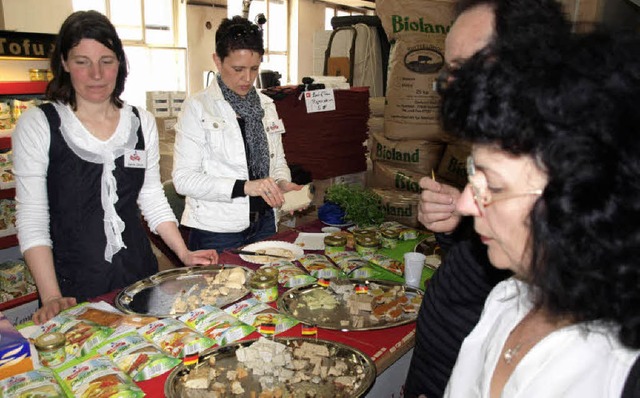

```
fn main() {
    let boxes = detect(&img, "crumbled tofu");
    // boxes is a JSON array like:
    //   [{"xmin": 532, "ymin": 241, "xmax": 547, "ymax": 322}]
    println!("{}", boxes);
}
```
[{"xmin": 184, "ymin": 377, "xmax": 208, "ymax": 389}]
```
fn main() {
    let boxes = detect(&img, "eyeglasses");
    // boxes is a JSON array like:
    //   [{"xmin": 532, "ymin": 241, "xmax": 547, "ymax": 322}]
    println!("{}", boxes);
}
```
[{"xmin": 466, "ymin": 156, "xmax": 543, "ymax": 215}]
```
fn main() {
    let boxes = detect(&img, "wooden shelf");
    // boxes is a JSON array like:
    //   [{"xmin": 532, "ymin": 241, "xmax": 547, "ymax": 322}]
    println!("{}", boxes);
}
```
[
  {"xmin": 0, "ymin": 81, "xmax": 48, "ymax": 95},
  {"xmin": 0, "ymin": 234, "xmax": 18, "ymax": 249},
  {"xmin": 0, "ymin": 292, "xmax": 37, "ymax": 312},
  {"xmin": 0, "ymin": 188, "xmax": 15, "ymax": 200}
]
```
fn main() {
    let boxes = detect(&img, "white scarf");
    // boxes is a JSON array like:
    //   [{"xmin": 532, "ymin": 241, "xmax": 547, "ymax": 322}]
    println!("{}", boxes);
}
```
[{"xmin": 54, "ymin": 102, "xmax": 139, "ymax": 262}]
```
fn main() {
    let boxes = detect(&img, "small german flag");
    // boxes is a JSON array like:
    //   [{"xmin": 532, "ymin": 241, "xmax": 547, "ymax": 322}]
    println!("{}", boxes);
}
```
[
  {"xmin": 183, "ymin": 353, "xmax": 199, "ymax": 366},
  {"xmin": 318, "ymin": 278, "xmax": 330, "ymax": 287},
  {"xmin": 355, "ymin": 284, "xmax": 369, "ymax": 294},
  {"xmin": 258, "ymin": 323, "xmax": 276, "ymax": 335},
  {"xmin": 301, "ymin": 324, "xmax": 318, "ymax": 336}
]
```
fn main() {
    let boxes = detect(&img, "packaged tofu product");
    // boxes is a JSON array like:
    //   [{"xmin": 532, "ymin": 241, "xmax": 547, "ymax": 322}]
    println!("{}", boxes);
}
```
[
  {"xmin": 364, "ymin": 253, "xmax": 405, "ymax": 276},
  {"xmin": 0, "ymin": 368, "xmax": 65, "ymax": 398},
  {"xmin": 379, "ymin": 221, "xmax": 420, "ymax": 240},
  {"xmin": 31, "ymin": 314, "xmax": 114, "ymax": 362},
  {"xmin": 328, "ymin": 251, "xmax": 377, "ymax": 278},
  {"xmin": 0, "ymin": 315, "xmax": 33, "ymax": 379},
  {"xmin": 138, "ymin": 317, "xmax": 214, "ymax": 358},
  {"xmin": 58, "ymin": 356, "xmax": 144, "ymax": 398},
  {"xmin": 0, "ymin": 259, "xmax": 28, "ymax": 296},
  {"xmin": 178, "ymin": 305, "xmax": 254, "ymax": 346},
  {"xmin": 264, "ymin": 261, "xmax": 316, "ymax": 288},
  {"xmin": 297, "ymin": 253, "xmax": 344, "ymax": 279},
  {"xmin": 224, "ymin": 298, "xmax": 298, "ymax": 336},
  {"xmin": 97, "ymin": 331, "xmax": 181, "ymax": 381}
]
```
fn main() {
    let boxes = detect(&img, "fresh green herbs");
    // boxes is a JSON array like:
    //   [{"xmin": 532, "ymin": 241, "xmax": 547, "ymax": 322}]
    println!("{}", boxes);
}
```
[{"xmin": 324, "ymin": 183, "xmax": 385, "ymax": 227}]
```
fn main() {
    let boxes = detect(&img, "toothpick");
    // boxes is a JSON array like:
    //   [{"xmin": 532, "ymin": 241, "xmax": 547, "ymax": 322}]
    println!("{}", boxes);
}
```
[{"xmin": 431, "ymin": 169, "xmax": 436, "ymax": 181}]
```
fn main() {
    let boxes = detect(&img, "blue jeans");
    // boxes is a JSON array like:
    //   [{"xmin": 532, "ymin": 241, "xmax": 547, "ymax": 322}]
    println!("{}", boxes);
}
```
[{"xmin": 188, "ymin": 210, "xmax": 276, "ymax": 252}]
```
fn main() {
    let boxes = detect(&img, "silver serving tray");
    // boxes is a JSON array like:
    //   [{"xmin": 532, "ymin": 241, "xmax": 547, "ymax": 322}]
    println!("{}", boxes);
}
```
[
  {"xmin": 165, "ymin": 337, "xmax": 376, "ymax": 398},
  {"xmin": 277, "ymin": 279, "xmax": 423, "ymax": 331},
  {"xmin": 114, "ymin": 265, "xmax": 253, "ymax": 318}
]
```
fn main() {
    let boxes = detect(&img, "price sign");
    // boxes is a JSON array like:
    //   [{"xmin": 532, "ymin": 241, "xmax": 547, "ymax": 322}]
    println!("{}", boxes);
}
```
[{"xmin": 304, "ymin": 89, "xmax": 336, "ymax": 113}]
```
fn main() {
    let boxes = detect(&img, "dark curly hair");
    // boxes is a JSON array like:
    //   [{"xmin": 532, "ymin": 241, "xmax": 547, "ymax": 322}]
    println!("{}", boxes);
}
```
[
  {"xmin": 215, "ymin": 16, "xmax": 264, "ymax": 61},
  {"xmin": 441, "ymin": 30, "xmax": 640, "ymax": 348},
  {"xmin": 456, "ymin": 0, "xmax": 571, "ymax": 68},
  {"xmin": 46, "ymin": 10, "xmax": 128, "ymax": 110}
]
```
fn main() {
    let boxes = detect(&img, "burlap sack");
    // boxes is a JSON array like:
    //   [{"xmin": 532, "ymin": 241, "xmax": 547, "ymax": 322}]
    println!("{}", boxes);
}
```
[
  {"xmin": 368, "ymin": 116, "xmax": 385, "ymax": 135},
  {"xmin": 377, "ymin": 0, "xmax": 456, "ymax": 141},
  {"xmin": 369, "ymin": 131, "xmax": 445, "ymax": 174},
  {"xmin": 372, "ymin": 188, "xmax": 421, "ymax": 228},
  {"xmin": 369, "ymin": 160, "xmax": 429, "ymax": 194},
  {"xmin": 436, "ymin": 140, "xmax": 471, "ymax": 190},
  {"xmin": 369, "ymin": 96, "xmax": 386, "ymax": 117}
]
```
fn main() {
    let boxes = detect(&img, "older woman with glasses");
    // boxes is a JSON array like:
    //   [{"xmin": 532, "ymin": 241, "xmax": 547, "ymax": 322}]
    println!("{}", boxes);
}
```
[
  {"xmin": 173, "ymin": 16, "xmax": 302, "ymax": 252},
  {"xmin": 440, "ymin": 30, "xmax": 640, "ymax": 397}
]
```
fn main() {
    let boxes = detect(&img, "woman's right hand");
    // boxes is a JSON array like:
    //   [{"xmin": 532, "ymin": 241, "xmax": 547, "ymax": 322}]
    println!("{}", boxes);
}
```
[
  {"xmin": 418, "ymin": 177, "xmax": 462, "ymax": 233},
  {"xmin": 244, "ymin": 178, "xmax": 285, "ymax": 208},
  {"xmin": 32, "ymin": 296, "xmax": 77, "ymax": 325}
]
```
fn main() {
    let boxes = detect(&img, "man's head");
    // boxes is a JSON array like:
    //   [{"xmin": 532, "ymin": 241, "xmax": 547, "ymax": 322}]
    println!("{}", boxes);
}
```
[
  {"xmin": 445, "ymin": 3, "xmax": 495, "ymax": 68},
  {"xmin": 445, "ymin": 0, "xmax": 571, "ymax": 66}
]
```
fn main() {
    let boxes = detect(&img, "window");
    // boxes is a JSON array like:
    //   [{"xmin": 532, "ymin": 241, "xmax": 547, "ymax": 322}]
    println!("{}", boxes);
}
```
[
  {"xmin": 324, "ymin": 6, "xmax": 366, "ymax": 30},
  {"xmin": 72, "ymin": 0, "xmax": 185, "ymax": 109},
  {"xmin": 227, "ymin": 0, "xmax": 289, "ymax": 84}
]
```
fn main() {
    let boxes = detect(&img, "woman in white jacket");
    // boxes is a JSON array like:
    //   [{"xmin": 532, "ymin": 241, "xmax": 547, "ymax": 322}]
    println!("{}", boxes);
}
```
[{"xmin": 173, "ymin": 16, "xmax": 301, "ymax": 252}]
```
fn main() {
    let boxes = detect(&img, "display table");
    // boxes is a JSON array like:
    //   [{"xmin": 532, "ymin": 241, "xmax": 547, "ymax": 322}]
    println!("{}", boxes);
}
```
[{"xmin": 88, "ymin": 219, "xmax": 428, "ymax": 397}]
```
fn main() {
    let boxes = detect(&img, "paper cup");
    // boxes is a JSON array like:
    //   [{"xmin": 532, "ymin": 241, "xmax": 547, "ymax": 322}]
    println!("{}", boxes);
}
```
[{"xmin": 404, "ymin": 252, "xmax": 426, "ymax": 288}]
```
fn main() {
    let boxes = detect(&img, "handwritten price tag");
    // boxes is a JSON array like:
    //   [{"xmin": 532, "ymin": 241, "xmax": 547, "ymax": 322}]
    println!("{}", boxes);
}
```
[{"xmin": 304, "ymin": 89, "xmax": 336, "ymax": 113}]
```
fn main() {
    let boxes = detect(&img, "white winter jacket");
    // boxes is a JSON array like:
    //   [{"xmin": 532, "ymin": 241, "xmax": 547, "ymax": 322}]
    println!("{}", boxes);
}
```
[{"xmin": 172, "ymin": 79, "xmax": 291, "ymax": 233}]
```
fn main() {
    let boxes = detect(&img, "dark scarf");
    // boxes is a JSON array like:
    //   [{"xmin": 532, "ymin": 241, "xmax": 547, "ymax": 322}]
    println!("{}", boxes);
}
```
[{"xmin": 217, "ymin": 74, "xmax": 269, "ymax": 179}]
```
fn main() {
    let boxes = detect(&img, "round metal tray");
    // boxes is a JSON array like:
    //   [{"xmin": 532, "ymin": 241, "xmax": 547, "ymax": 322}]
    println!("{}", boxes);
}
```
[
  {"xmin": 164, "ymin": 337, "xmax": 376, "ymax": 398},
  {"xmin": 114, "ymin": 265, "xmax": 254, "ymax": 318},
  {"xmin": 277, "ymin": 279, "xmax": 423, "ymax": 331}
]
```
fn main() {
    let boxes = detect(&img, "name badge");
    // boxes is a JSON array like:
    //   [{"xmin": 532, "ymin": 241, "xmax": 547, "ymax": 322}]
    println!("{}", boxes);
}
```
[
  {"xmin": 124, "ymin": 149, "xmax": 146, "ymax": 168},
  {"xmin": 265, "ymin": 118, "xmax": 286, "ymax": 134}
]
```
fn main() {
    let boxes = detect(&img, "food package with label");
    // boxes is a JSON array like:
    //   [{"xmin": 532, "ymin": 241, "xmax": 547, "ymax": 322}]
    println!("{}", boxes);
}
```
[
  {"xmin": 298, "ymin": 253, "xmax": 344, "ymax": 279},
  {"xmin": 58, "ymin": 356, "xmax": 144, "ymax": 398},
  {"xmin": 0, "ymin": 259, "xmax": 28, "ymax": 297},
  {"xmin": 30, "ymin": 314, "xmax": 114, "ymax": 363},
  {"xmin": 378, "ymin": 220, "xmax": 420, "ymax": 241},
  {"xmin": 178, "ymin": 305, "xmax": 254, "ymax": 347},
  {"xmin": 281, "ymin": 183, "xmax": 314, "ymax": 213},
  {"xmin": 0, "ymin": 314, "xmax": 33, "ymax": 379},
  {"xmin": 327, "ymin": 251, "xmax": 377, "ymax": 278},
  {"xmin": 97, "ymin": 330, "xmax": 181, "ymax": 381},
  {"xmin": 363, "ymin": 253, "xmax": 405, "ymax": 276},
  {"xmin": 138, "ymin": 317, "xmax": 215, "ymax": 358},
  {"xmin": 0, "ymin": 199, "xmax": 16, "ymax": 232},
  {"xmin": 0, "ymin": 368, "xmax": 65, "ymax": 397},
  {"xmin": 265, "ymin": 260, "xmax": 316, "ymax": 288},
  {"xmin": 224, "ymin": 297, "xmax": 299, "ymax": 336}
]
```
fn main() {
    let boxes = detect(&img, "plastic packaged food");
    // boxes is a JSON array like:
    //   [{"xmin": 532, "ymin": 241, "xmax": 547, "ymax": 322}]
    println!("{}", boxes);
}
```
[
  {"xmin": 179, "ymin": 305, "xmax": 254, "ymax": 346},
  {"xmin": 97, "ymin": 331, "xmax": 181, "ymax": 381}
]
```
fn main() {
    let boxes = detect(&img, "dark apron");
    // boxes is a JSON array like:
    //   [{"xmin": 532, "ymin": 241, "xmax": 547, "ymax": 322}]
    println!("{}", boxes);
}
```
[{"xmin": 40, "ymin": 103, "xmax": 158, "ymax": 302}]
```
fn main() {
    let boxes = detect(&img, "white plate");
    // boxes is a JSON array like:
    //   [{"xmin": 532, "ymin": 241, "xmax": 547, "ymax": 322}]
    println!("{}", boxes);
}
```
[
  {"xmin": 294, "ymin": 232, "xmax": 329, "ymax": 251},
  {"xmin": 240, "ymin": 240, "xmax": 305, "ymax": 264}
]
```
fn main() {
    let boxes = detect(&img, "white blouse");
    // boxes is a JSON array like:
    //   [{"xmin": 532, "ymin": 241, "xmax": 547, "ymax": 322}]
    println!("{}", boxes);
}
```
[
  {"xmin": 444, "ymin": 278, "xmax": 639, "ymax": 398},
  {"xmin": 12, "ymin": 102, "xmax": 177, "ymax": 260}
]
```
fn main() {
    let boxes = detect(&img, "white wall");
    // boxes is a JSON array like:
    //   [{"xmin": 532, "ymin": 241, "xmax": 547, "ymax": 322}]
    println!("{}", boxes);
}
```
[
  {"xmin": 186, "ymin": 4, "xmax": 226, "ymax": 94},
  {"xmin": 295, "ymin": 0, "xmax": 327, "ymax": 83},
  {"xmin": 2, "ymin": 0, "xmax": 71, "ymax": 33}
]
